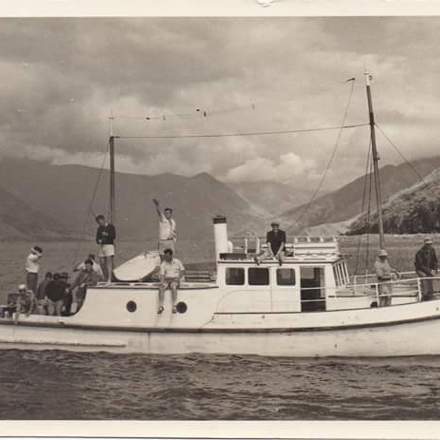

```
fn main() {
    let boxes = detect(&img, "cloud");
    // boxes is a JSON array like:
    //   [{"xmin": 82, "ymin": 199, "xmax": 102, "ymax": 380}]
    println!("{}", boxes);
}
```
[
  {"xmin": 224, "ymin": 152, "xmax": 316, "ymax": 183},
  {"xmin": 0, "ymin": 17, "xmax": 440, "ymax": 193}
]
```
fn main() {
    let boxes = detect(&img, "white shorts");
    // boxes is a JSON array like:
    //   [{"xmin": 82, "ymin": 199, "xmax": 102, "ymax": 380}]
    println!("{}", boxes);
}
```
[{"xmin": 98, "ymin": 244, "xmax": 115, "ymax": 258}]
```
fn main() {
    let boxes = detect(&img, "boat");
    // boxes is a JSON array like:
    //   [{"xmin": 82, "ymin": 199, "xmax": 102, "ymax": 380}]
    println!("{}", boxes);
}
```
[{"xmin": 1, "ymin": 72, "xmax": 439, "ymax": 356}]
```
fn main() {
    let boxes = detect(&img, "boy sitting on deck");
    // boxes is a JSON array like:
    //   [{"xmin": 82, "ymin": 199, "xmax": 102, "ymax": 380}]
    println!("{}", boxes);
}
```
[{"xmin": 157, "ymin": 248, "xmax": 185, "ymax": 314}]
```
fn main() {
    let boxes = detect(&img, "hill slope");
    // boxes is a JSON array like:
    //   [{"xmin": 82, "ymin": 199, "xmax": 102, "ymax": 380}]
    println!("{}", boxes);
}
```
[
  {"xmin": 233, "ymin": 181, "xmax": 313, "ymax": 217},
  {"xmin": 0, "ymin": 184, "xmax": 66, "ymax": 240},
  {"xmin": 279, "ymin": 156, "xmax": 440, "ymax": 234},
  {"xmin": 349, "ymin": 168, "xmax": 440, "ymax": 234},
  {"xmin": 0, "ymin": 159, "xmax": 265, "ymax": 241}
]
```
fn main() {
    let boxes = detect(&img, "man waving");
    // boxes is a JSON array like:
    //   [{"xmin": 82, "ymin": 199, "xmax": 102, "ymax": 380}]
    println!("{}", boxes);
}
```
[{"xmin": 153, "ymin": 198, "xmax": 177, "ymax": 255}]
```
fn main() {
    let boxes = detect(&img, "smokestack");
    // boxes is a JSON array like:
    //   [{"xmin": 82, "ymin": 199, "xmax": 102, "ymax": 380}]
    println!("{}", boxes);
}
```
[{"xmin": 213, "ymin": 215, "xmax": 228, "ymax": 258}]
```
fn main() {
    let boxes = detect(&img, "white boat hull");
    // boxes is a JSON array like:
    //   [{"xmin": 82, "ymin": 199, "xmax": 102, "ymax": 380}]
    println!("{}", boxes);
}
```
[{"xmin": 1, "ymin": 302, "xmax": 440, "ymax": 357}]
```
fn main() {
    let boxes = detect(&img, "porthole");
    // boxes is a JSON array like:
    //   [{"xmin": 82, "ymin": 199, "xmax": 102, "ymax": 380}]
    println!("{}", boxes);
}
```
[
  {"xmin": 126, "ymin": 301, "xmax": 137, "ymax": 313},
  {"xmin": 176, "ymin": 302, "xmax": 187, "ymax": 314}
]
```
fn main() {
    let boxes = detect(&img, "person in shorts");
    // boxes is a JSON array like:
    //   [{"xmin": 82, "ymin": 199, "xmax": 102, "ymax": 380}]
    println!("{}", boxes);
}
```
[
  {"xmin": 153, "ymin": 199, "xmax": 177, "ymax": 255},
  {"xmin": 157, "ymin": 248, "xmax": 185, "ymax": 314},
  {"xmin": 95, "ymin": 214, "xmax": 116, "ymax": 282},
  {"xmin": 25, "ymin": 246, "xmax": 43, "ymax": 295}
]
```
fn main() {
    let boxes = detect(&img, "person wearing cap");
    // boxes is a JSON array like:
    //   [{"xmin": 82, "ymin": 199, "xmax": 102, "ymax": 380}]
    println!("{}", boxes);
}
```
[
  {"xmin": 266, "ymin": 222, "xmax": 286, "ymax": 265},
  {"xmin": 15, "ymin": 284, "xmax": 35, "ymax": 321},
  {"xmin": 95, "ymin": 214, "xmax": 116, "ymax": 283},
  {"xmin": 153, "ymin": 198, "xmax": 177, "ymax": 255},
  {"xmin": 25, "ymin": 246, "xmax": 43, "ymax": 295},
  {"xmin": 374, "ymin": 249, "xmax": 399, "ymax": 307},
  {"xmin": 415, "ymin": 237, "xmax": 438, "ymax": 301}
]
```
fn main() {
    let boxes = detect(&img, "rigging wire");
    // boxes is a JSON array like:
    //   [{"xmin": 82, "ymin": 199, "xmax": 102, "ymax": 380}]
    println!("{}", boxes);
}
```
[
  {"xmin": 111, "ymin": 81, "xmax": 357, "ymax": 123},
  {"xmin": 364, "ymin": 155, "xmax": 374, "ymax": 274},
  {"xmin": 114, "ymin": 122, "xmax": 367, "ymax": 140},
  {"xmin": 295, "ymin": 79, "xmax": 358, "ymax": 227},
  {"xmin": 375, "ymin": 123, "xmax": 428, "ymax": 187},
  {"xmin": 354, "ymin": 140, "xmax": 372, "ymax": 275}
]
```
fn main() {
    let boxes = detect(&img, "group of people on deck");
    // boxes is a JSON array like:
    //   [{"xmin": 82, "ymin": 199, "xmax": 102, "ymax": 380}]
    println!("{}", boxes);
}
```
[
  {"xmin": 15, "ymin": 195, "xmax": 439, "ymax": 317},
  {"xmin": 15, "ymin": 199, "xmax": 184, "ymax": 317},
  {"xmin": 16, "ymin": 250, "xmax": 103, "ymax": 318},
  {"xmin": 375, "ymin": 237, "xmax": 438, "ymax": 306}
]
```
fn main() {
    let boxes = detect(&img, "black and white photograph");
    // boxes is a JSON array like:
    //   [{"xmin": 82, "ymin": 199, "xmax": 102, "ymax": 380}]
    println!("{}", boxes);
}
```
[{"xmin": 2, "ymin": 0, "xmax": 440, "ymax": 433}]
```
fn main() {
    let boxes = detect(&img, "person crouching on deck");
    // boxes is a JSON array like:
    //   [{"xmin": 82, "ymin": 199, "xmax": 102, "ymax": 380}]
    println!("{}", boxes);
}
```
[
  {"xmin": 157, "ymin": 248, "xmax": 185, "ymax": 314},
  {"xmin": 95, "ymin": 214, "xmax": 116, "ymax": 282},
  {"xmin": 374, "ymin": 249, "xmax": 399, "ymax": 307},
  {"xmin": 14, "ymin": 284, "xmax": 35, "ymax": 321}
]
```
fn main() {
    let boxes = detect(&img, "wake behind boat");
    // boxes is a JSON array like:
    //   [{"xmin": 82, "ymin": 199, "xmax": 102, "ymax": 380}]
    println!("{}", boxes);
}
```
[{"xmin": 2, "ymin": 72, "xmax": 440, "ymax": 357}]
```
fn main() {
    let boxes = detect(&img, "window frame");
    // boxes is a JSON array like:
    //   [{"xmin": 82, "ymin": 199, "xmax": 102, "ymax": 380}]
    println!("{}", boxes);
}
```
[
  {"xmin": 248, "ymin": 267, "xmax": 270, "ymax": 286},
  {"xmin": 275, "ymin": 267, "xmax": 296, "ymax": 287},
  {"xmin": 225, "ymin": 267, "xmax": 245, "ymax": 286}
]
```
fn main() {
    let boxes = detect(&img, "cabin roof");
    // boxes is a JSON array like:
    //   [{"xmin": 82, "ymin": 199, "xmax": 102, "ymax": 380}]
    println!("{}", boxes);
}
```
[{"xmin": 221, "ymin": 235, "xmax": 343, "ymax": 264}]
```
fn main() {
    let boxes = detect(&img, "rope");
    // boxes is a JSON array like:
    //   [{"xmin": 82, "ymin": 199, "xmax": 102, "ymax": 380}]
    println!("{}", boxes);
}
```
[
  {"xmin": 295, "ymin": 79, "xmax": 357, "ymax": 227},
  {"xmin": 114, "ymin": 122, "xmax": 368, "ymax": 140},
  {"xmin": 69, "ymin": 147, "xmax": 108, "ymax": 269}
]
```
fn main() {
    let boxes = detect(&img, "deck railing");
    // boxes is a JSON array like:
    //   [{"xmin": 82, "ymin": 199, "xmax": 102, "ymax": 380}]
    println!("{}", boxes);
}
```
[{"xmin": 300, "ymin": 276, "xmax": 440, "ymax": 307}]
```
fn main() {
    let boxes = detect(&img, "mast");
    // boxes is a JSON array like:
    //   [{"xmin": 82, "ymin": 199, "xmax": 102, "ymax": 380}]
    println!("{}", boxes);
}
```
[
  {"xmin": 109, "ymin": 112, "xmax": 116, "ymax": 225},
  {"xmin": 365, "ymin": 72, "xmax": 385, "ymax": 249},
  {"xmin": 109, "ymin": 135, "xmax": 115, "ymax": 225}
]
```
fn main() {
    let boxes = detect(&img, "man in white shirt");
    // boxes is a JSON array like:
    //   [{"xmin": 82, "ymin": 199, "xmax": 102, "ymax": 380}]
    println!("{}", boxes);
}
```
[
  {"xmin": 25, "ymin": 246, "xmax": 43, "ymax": 295},
  {"xmin": 153, "ymin": 198, "xmax": 177, "ymax": 254},
  {"xmin": 157, "ymin": 248, "xmax": 185, "ymax": 314}
]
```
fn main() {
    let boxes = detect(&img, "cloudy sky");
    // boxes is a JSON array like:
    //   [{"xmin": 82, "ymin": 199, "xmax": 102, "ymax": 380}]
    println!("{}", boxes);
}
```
[{"xmin": 1, "ymin": 17, "xmax": 440, "ymax": 192}]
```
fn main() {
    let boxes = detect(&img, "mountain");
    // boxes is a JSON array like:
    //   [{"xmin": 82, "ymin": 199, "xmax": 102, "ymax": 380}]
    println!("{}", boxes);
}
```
[
  {"xmin": 0, "ymin": 159, "xmax": 265, "ymax": 241},
  {"xmin": 233, "ymin": 181, "xmax": 313, "ymax": 217},
  {"xmin": 0, "ymin": 184, "xmax": 66, "ymax": 240},
  {"xmin": 278, "ymin": 156, "xmax": 440, "ymax": 235},
  {"xmin": 349, "ymin": 168, "xmax": 440, "ymax": 234}
]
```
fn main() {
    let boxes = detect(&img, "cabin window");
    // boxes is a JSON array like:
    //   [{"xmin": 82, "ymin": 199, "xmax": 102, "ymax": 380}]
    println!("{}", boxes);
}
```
[
  {"xmin": 276, "ymin": 268, "xmax": 296, "ymax": 286},
  {"xmin": 248, "ymin": 268, "xmax": 269, "ymax": 286},
  {"xmin": 226, "ymin": 267, "xmax": 245, "ymax": 285}
]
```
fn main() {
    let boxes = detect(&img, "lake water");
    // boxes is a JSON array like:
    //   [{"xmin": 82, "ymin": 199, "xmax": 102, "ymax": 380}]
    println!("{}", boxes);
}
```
[
  {"xmin": 1, "ymin": 350, "xmax": 440, "ymax": 419},
  {"xmin": 1, "ymin": 238, "xmax": 439, "ymax": 420}
]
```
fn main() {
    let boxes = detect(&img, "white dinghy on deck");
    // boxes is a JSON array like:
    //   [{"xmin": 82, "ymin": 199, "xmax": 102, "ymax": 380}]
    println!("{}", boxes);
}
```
[{"xmin": 113, "ymin": 251, "xmax": 161, "ymax": 282}]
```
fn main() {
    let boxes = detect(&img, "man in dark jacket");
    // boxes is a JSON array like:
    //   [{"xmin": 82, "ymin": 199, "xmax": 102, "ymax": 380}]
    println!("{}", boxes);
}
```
[
  {"xmin": 255, "ymin": 222, "xmax": 286, "ymax": 266},
  {"xmin": 415, "ymin": 237, "xmax": 438, "ymax": 301},
  {"xmin": 95, "ymin": 214, "xmax": 116, "ymax": 282},
  {"xmin": 45, "ymin": 273, "xmax": 69, "ymax": 316}
]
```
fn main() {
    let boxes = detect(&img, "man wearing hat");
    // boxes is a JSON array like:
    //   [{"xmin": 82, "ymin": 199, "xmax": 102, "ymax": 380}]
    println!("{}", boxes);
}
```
[
  {"xmin": 374, "ymin": 249, "xmax": 399, "ymax": 307},
  {"xmin": 265, "ymin": 222, "xmax": 286, "ymax": 265},
  {"xmin": 25, "ymin": 246, "xmax": 43, "ymax": 296},
  {"xmin": 415, "ymin": 237, "xmax": 438, "ymax": 301}
]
